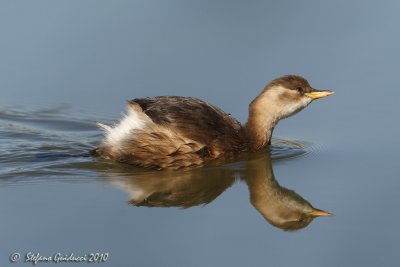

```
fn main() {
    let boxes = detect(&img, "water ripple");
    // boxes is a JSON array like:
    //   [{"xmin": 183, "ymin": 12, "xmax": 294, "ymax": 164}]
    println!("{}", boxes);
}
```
[
  {"xmin": 0, "ymin": 106, "xmax": 315, "ymax": 184},
  {"xmin": 270, "ymin": 138, "xmax": 312, "ymax": 160}
]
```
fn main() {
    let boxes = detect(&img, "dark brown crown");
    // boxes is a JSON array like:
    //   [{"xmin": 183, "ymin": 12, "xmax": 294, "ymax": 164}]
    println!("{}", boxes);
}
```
[{"xmin": 268, "ymin": 75, "xmax": 313, "ymax": 94}]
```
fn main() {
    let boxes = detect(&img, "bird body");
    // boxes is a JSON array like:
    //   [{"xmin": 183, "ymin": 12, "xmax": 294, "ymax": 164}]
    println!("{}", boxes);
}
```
[
  {"xmin": 97, "ymin": 75, "xmax": 333, "ymax": 169},
  {"xmin": 97, "ymin": 96, "xmax": 247, "ymax": 169}
]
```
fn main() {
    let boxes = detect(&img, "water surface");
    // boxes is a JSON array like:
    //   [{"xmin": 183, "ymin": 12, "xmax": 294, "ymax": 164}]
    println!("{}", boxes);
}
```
[{"xmin": 1, "ymin": 1, "xmax": 400, "ymax": 266}]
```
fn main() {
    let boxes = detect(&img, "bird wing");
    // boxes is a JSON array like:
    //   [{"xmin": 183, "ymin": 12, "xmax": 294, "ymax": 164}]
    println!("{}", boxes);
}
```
[{"xmin": 129, "ymin": 96, "xmax": 246, "ymax": 155}]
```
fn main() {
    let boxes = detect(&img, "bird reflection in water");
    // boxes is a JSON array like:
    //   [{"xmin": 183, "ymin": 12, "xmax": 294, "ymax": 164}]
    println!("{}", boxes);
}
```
[
  {"xmin": 107, "ymin": 149, "xmax": 333, "ymax": 231},
  {"xmin": 244, "ymin": 152, "xmax": 333, "ymax": 230}
]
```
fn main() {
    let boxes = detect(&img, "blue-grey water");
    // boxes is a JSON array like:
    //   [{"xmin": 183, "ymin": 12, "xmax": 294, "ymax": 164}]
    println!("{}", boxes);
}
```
[{"xmin": 1, "ymin": 1, "xmax": 400, "ymax": 266}]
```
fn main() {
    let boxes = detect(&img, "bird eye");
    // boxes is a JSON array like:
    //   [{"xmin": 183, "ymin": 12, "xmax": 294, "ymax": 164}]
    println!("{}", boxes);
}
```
[{"xmin": 295, "ymin": 87, "xmax": 304, "ymax": 93}]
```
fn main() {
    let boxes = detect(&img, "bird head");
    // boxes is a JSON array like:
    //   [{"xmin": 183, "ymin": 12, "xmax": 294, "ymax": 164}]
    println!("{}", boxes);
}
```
[
  {"xmin": 253, "ymin": 75, "xmax": 334, "ymax": 120},
  {"xmin": 262, "ymin": 187, "xmax": 334, "ymax": 231}
]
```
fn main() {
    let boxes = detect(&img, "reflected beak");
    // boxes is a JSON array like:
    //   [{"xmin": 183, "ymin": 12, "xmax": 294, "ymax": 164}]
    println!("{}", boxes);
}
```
[
  {"xmin": 309, "ymin": 208, "xmax": 334, "ymax": 217},
  {"xmin": 304, "ymin": 89, "xmax": 334, "ymax": 100}
]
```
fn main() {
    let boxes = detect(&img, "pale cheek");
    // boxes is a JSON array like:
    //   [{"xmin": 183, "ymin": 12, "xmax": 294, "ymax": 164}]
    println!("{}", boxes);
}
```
[
  {"xmin": 301, "ymin": 97, "xmax": 313, "ymax": 107},
  {"xmin": 280, "ymin": 97, "xmax": 312, "ymax": 118}
]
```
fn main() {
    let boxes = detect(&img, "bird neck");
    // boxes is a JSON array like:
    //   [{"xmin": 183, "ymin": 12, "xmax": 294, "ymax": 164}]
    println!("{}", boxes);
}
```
[
  {"xmin": 245, "ymin": 94, "xmax": 280, "ymax": 150},
  {"xmin": 244, "ymin": 156, "xmax": 284, "ymax": 222}
]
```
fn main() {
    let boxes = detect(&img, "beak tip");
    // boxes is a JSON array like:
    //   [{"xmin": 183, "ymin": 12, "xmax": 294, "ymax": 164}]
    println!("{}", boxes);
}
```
[
  {"xmin": 305, "ymin": 90, "xmax": 335, "ymax": 100},
  {"xmin": 310, "ymin": 208, "xmax": 335, "ymax": 217}
]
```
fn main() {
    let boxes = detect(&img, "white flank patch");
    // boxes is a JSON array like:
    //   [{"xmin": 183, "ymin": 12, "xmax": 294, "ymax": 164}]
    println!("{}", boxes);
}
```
[
  {"xmin": 109, "ymin": 179, "xmax": 149, "ymax": 203},
  {"xmin": 98, "ymin": 108, "xmax": 149, "ymax": 146},
  {"xmin": 129, "ymin": 186, "xmax": 150, "ymax": 203}
]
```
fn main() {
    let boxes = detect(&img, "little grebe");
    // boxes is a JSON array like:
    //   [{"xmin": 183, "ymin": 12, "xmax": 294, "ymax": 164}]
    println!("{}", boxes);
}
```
[{"xmin": 96, "ymin": 75, "xmax": 333, "ymax": 169}]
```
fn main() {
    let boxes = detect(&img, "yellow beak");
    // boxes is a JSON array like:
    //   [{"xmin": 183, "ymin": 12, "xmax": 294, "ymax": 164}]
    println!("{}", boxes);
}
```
[
  {"xmin": 309, "ymin": 208, "xmax": 335, "ymax": 217},
  {"xmin": 304, "ymin": 90, "xmax": 334, "ymax": 100}
]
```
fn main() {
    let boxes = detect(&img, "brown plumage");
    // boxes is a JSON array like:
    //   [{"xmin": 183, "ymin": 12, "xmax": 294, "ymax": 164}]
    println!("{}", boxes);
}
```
[{"xmin": 96, "ymin": 75, "xmax": 333, "ymax": 169}]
